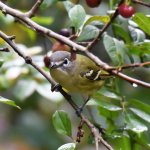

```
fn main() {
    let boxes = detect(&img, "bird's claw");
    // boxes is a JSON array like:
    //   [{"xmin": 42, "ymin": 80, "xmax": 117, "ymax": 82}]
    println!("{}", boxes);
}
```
[{"xmin": 51, "ymin": 84, "xmax": 62, "ymax": 92}]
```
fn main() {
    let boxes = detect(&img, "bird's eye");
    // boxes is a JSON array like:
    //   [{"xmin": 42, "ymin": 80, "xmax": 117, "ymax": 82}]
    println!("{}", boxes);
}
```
[{"xmin": 63, "ymin": 58, "xmax": 70, "ymax": 66}]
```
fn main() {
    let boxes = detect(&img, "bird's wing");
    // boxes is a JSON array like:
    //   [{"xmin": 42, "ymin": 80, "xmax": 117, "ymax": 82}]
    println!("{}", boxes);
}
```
[
  {"xmin": 77, "ymin": 54, "xmax": 111, "ymax": 81},
  {"xmin": 80, "ymin": 68, "xmax": 111, "ymax": 81}
]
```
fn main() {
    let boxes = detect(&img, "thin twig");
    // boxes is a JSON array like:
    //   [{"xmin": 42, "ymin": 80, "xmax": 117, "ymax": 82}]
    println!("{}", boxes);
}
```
[
  {"xmin": 25, "ymin": 0, "xmax": 44, "ymax": 18},
  {"xmin": 0, "ymin": 47, "xmax": 9, "ymax": 52},
  {"xmin": 80, "ymin": 113, "xmax": 113, "ymax": 150},
  {"xmin": 132, "ymin": 0, "xmax": 150, "ymax": 7},
  {"xmin": 107, "ymin": 61, "xmax": 150, "ymax": 71},
  {"xmin": 76, "ymin": 41, "xmax": 91, "ymax": 46},
  {"xmin": 112, "ymin": 71, "xmax": 150, "ymax": 87}
]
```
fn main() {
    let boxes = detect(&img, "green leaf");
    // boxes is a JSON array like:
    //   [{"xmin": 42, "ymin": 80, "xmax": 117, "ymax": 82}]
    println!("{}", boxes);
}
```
[
  {"xmin": 110, "ymin": 133, "xmax": 131, "ymax": 150},
  {"xmin": 103, "ymin": 34, "xmax": 127, "ymax": 65},
  {"xmin": 82, "ymin": 15, "xmax": 109, "ymax": 29},
  {"xmin": 0, "ymin": 96, "xmax": 20, "ymax": 109},
  {"xmin": 127, "ymin": 42, "xmax": 150, "ymax": 55},
  {"xmin": 32, "ymin": 16, "xmax": 53, "ymax": 25},
  {"xmin": 129, "ymin": 131, "xmax": 150, "ymax": 149},
  {"xmin": 128, "ymin": 26, "xmax": 145, "ymax": 43},
  {"xmin": 19, "ymin": 25, "xmax": 36, "ymax": 42},
  {"xmin": 90, "ymin": 98, "xmax": 122, "ymax": 111},
  {"xmin": 96, "ymin": 87, "xmax": 122, "ymax": 100},
  {"xmin": 57, "ymin": 143, "xmax": 76, "ymax": 150},
  {"xmin": 97, "ymin": 106, "xmax": 118, "ymax": 132},
  {"xmin": 77, "ymin": 25, "xmax": 99, "ymax": 41},
  {"xmin": 132, "ymin": 13, "xmax": 150, "ymax": 36},
  {"xmin": 129, "ymin": 99, "xmax": 150, "ymax": 115},
  {"xmin": 112, "ymin": 23, "xmax": 131, "ymax": 43},
  {"xmin": 41, "ymin": 0, "xmax": 57, "ymax": 9},
  {"xmin": 125, "ymin": 113, "xmax": 148, "ymax": 133},
  {"xmin": 0, "ymin": 75, "xmax": 10, "ymax": 90},
  {"xmin": 68, "ymin": 5, "xmax": 86, "ymax": 30},
  {"xmin": 63, "ymin": 1, "xmax": 75, "ymax": 12},
  {"xmin": 52, "ymin": 110, "xmax": 72, "ymax": 137},
  {"xmin": 129, "ymin": 108, "xmax": 150, "ymax": 123},
  {"xmin": 13, "ymin": 80, "xmax": 37, "ymax": 101},
  {"xmin": 0, "ymin": 59, "xmax": 4, "ymax": 67}
]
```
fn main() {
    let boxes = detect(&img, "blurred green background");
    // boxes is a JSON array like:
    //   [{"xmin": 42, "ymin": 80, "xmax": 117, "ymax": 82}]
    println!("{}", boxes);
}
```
[{"xmin": 0, "ymin": 0, "xmax": 150, "ymax": 150}]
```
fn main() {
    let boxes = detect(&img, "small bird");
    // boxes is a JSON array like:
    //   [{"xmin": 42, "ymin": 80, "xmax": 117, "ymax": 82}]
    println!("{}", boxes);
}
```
[{"xmin": 49, "ymin": 51, "xmax": 110, "ymax": 96}]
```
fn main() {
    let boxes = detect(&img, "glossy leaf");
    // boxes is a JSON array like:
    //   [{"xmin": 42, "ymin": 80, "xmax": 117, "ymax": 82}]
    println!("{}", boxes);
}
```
[
  {"xmin": 125, "ymin": 113, "xmax": 148, "ymax": 133},
  {"xmin": 132, "ymin": 13, "xmax": 150, "ymax": 36},
  {"xmin": 57, "ymin": 143, "xmax": 76, "ymax": 150},
  {"xmin": 52, "ymin": 110, "xmax": 72, "ymax": 137},
  {"xmin": 112, "ymin": 23, "xmax": 131, "ymax": 43},
  {"xmin": 77, "ymin": 25, "xmax": 99, "ymax": 41},
  {"xmin": 129, "ymin": 99, "xmax": 150, "ymax": 115},
  {"xmin": 82, "ymin": 15, "xmax": 109, "ymax": 29},
  {"xmin": 110, "ymin": 133, "xmax": 131, "ymax": 150},
  {"xmin": 128, "ymin": 26, "xmax": 145, "ymax": 43},
  {"xmin": 0, "ymin": 96, "xmax": 20, "ymax": 109},
  {"xmin": 103, "ymin": 34, "xmax": 126, "ymax": 65},
  {"xmin": 90, "ymin": 98, "xmax": 122, "ymax": 111},
  {"xmin": 63, "ymin": 1, "xmax": 75, "ymax": 12},
  {"xmin": 127, "ymin": 42, "xmax": 150, "ymax": 55},
  {"xmin": 96, "ymin": 87, "xmax": 122, "ymax": 100},
  {"xmin": 129, "ymin": 131, "xmax": 150, "ymax": 149},
  {"xmin": 130, "ymin": 107, "xmax": 150, "ymax": 123},
  {"xmin": 68, "ymin": 5, "xmax": 86, "ymax": 30},
  {"xmin": 97, "ymin": 106, "xmax": 119, "ymax": 132}
]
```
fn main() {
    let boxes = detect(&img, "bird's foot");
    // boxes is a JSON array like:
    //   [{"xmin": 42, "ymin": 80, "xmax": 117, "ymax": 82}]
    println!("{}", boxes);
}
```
[{"xmin": 51, "ymin": 84, "xmax": 62, "ymax": 92}]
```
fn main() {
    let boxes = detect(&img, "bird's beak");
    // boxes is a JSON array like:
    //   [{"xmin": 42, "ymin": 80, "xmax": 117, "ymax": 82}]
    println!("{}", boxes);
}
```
[{"xmin": 50, "ymin": 61, "xmax": 64, "ymax": 69}]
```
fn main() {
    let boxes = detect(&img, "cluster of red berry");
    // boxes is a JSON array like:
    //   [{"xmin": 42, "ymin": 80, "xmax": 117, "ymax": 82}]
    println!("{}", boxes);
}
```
[{"xmin": 85, "ymin": 0, "xmax": 135, "ymax": 18}]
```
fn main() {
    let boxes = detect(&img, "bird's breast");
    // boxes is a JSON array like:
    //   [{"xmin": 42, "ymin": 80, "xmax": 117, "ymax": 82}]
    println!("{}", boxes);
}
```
[{"xmin": 50, "ymin": 68, "xmax": 104, "ymax": 95}]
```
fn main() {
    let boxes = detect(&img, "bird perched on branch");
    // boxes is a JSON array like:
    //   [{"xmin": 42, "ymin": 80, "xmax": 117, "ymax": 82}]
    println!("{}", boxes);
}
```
[
  {"xmin": 49, "ymin": 51, "xmax": 110, "ymax": 96},
  {"xmin": 43, "ymin": 28, "xmax": 110, "ymax": 109}
]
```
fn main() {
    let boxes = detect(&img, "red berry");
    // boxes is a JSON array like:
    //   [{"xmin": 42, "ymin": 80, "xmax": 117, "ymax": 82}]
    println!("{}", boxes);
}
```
[
  {"xmin": 85, "ymin": 0, "xmax": 101, "ymax": 8},
  {"xmin": 118, "ymin": 3, "xmax": 135, "ymax": 18}
]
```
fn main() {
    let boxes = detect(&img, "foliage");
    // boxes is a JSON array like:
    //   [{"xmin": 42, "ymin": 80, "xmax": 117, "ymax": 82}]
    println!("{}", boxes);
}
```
[{"xmin": 0, "ymin": 0, "xmax": 150, "ymax": 150}]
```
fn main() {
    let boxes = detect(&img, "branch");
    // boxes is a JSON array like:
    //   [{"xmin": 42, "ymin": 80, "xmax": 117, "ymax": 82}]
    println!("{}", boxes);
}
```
[
  {"xmin": 107, "ymin": 61, "xmax": 150, "ymax": 70},
  {"xmin": 132, "ymin": 0, "xmax": 150, "ymax": 7},
  {"xmin": 0, "ymin": 47, "xmax": 9, "ymax": 52},
  {"xmin": 0, "ymin": 30, "xmax": 114, "ymax": 150},
  {"xmin": 80, "ymin": 114, "xmax": 113, "ymax": 150},
  {"xmin": 25, "ymin": 0, "xmax": 44, "ymax": 18}
]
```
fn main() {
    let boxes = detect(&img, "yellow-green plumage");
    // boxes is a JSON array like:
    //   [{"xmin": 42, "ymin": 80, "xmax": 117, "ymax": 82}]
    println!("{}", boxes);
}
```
[{"xmin": 50, "ymin": 51, "xmax": 109, "ymax": 96}]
